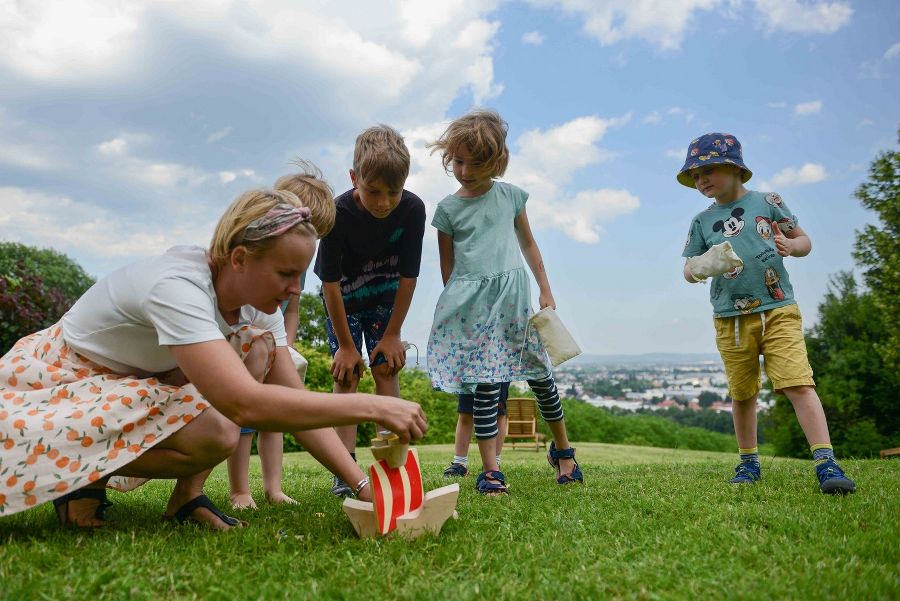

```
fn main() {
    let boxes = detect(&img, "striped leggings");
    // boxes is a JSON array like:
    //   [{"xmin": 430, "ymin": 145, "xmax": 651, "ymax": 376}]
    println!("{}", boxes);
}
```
[{"xmin": 473, "ymin": 375, "xmax": 563, "ymax": 440}]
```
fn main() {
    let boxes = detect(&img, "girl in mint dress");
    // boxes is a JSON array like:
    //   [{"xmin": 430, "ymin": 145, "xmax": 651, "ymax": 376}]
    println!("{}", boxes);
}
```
[{"xmin": 426, "ymin": 109, "xmax": 584, "ymax": 495}]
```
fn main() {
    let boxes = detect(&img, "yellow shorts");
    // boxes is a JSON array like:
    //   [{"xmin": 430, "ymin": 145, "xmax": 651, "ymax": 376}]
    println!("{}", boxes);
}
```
[{"xmin": 713, "ymin": 303, "xmax": 815, "ymax": 401}]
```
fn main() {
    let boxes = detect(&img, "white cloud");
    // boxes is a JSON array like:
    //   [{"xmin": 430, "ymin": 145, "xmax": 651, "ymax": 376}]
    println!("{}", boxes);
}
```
[
  {"xmin": 0, "ymin": 0, "xmax": 141, "ymax": 80},
  {"xmin": 0, "ymin": 186, "xmax": 195, "ymax": 261},
  {"xmin": 753, "ymin": 0, "xmax": 852, "ymax": 34},
  {"xmin": 794, "ymin": 100, "xmax": 822, "ymax": 116},
  {"xmin": 0, "ymin": 1, "xmax": 504, "ymax": 124},
  {"xmin": 642, "ymin": 111, "xmax": 662, "ymax": 124},
  {"xmin": 207, "ymin": 126, "xmax": 233, "ymax": 144},
  {"xmin": 759, "ymin": 163, "xmax": 828, "ymax": 189},
  {"xmin": 526, "ymin": 0, "xmax": 722, "ymax": 51},
  {"xmin": 0, "ymin": 141, "xmax": 54, "ymax": 170},
  {"xmin": 507, "ymin": 115, "xmax": 638, "ymax": 243},
  {"xmin": 218, "ymin": 169, "xmax": 258, "ymax": 184},
  {"xmin": 885, "ymin": 42, "xmax": 900, "ymax": 60},
  {"xmin": 97, "ymin": 137, "xmax": 129, "ymax": 156},
  {"xmin": 522, "ymin": 30, "xmax": 545, "ymax": 45}
]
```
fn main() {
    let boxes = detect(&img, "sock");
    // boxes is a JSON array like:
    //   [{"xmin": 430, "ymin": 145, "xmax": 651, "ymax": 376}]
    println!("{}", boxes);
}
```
[
  {"xmin": 739, "ymin": 447, "xmax": 760, "ymax": 464},
  {"xmin": 453, "ymin": 455, "xmax": 468, "ymax": 466},
  {"xmin": 496, "ymin": 455, "xmax": 502, "ymax": 468},
  {"xmin": 811, "ymin": 444, "xmax": 834, "ymax": 465}
]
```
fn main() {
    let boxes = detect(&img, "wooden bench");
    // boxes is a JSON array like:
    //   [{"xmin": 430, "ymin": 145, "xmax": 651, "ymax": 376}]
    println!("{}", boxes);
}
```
[
  {"xmin": 880, "ymin": 447, "xmax": 900, "ymax": 459},
  {"xmin": 504, "ymin": 397, "xmax": 547, "ymax": 451}
]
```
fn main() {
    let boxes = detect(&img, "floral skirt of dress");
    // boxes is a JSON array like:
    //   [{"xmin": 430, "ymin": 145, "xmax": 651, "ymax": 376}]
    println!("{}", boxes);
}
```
[
  {"xmin": 0, "ymin": 322, "xmax": 274, "ymax": 516},
  {"xmin": 427, "ymin": 268, "xmax": 550, "ymax": 394}
]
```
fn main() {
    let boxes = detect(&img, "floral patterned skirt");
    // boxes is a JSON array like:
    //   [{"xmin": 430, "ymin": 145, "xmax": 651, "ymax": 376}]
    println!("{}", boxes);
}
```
[
  {"xmin": 427, "ymin": 268, "xmax": 550, "ymax": 394},
  {"xmin": 0, "ymin": 322, "xmax": 274, "ymax": 516}
]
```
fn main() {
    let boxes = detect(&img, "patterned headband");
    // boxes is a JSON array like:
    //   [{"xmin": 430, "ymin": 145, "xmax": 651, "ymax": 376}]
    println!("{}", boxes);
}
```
[{"xmin": 240, "ymin": 203, "xmax": 312, "ymax": 242}]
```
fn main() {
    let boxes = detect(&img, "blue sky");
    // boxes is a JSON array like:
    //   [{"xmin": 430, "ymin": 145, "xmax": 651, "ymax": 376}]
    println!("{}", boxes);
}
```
[{"xmin": 0, "ymin": 0, "xmax": 897, "ymax": 355}]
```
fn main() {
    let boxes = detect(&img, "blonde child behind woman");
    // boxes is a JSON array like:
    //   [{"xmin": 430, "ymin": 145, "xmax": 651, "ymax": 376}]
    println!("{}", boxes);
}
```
[{"xmin": 226, "ymin": 162, "xmax": 337, "ymax": 509}]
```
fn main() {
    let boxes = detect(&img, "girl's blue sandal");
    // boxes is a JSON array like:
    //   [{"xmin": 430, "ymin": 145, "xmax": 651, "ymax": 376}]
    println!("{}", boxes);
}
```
[
  {"xmin": 547, "ymin": 442, "xmax": 584, "ymax": 485},
  {"xmin": 53, "ymin": 486, "xmax": 112, "ymax": 526},
  {"xmin": 475, "ymin": 470, "xmax": 508, "ymax": 495}
]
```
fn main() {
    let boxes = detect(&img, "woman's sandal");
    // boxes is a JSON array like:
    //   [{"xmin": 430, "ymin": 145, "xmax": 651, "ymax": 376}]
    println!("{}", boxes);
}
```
[
  {"xmin": 53, "ymin": 487, "xmax": 112, "ymax": 527},
  {"xmin": 165, "ymin": 494, "xmax": 246, "ymax": 528},
  {"xmin": 475, "ymin": 470, "xmax": 509, "ymax": 496},
  {"xmin": 547, "ymin": 442, "xmax": 584, "ymax": 485}
]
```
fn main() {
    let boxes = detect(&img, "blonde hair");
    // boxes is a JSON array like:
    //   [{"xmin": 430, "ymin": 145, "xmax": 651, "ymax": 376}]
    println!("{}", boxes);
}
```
[
  {"xmin": 273, "ymin": 158, "xmax": 336, "ymax": 238},
  {"xmin": 209, "ymin": 188, "xmax": 317, "ymax": 266},
  {"xmin": 428, "ymin": 108, "xmax": 509, "ymax": 178},
  {"xmin": 353, "ymin": 124, "xmax": 410, "ymax": 190}
]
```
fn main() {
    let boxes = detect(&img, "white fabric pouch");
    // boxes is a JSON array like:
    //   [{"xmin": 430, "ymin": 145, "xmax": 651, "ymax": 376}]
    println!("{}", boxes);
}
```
[
  {"xmin": 528, "ymin": 307, "xmax": 582, "ymax": 367},
  {"xmin": 686, "ymin": 241, "xmax": 743, "ymax": 280},
  {"xmin": 287, "ymin": 346, "xmax": 308, "ymax": 383}
]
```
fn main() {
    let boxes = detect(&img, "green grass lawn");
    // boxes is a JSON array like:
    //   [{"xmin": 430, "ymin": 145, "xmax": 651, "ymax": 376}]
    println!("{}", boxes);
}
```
[{"xmin": 1, "ymin": 443, "xmax": 897, "ymax": 600}]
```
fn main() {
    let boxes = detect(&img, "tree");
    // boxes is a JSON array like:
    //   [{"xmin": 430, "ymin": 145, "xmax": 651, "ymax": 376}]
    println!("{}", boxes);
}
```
[
  {"xmin": 697, "ymin": 390, "xmax": 721, "ymax": 408},
  {"xmin": 852, "ymin": 128, "xmax": 900, "ymax": 372},
  {"xmin": 295, "ymin": 289, "xmax": 329, "ymax": 347},
  {"xmin": 0, "ymin": 242, "xmax": 94, "ymax": 300},
  {"xmin": 0, "ymin": 242, "xmax": 94, "ymax": 354},
  {"xmin": 769, "ymin": 273, "xmax": 898, "ymax": 457}
]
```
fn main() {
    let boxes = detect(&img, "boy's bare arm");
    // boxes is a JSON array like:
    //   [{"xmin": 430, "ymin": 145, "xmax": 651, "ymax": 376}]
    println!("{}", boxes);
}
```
[
  {"xmin": 775, "ymin": 223, "xmax": 811, "ymax": 257},
  {"xmin": 322, "ymin": 281, "xmax": 365, "ymax": 386},
  {"xmin": 437, "ymin": 231, "xmax": 454, "ymax": 285},
  {"xmin": 370, "ymin": 277, "xmax": 417, "ymax": 375}
]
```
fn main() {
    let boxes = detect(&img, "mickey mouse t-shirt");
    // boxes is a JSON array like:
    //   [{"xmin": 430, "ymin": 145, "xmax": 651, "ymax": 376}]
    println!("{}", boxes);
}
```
[{"xmin": 682, "ymin": 190, "xmax": 798, "ymax": 318}]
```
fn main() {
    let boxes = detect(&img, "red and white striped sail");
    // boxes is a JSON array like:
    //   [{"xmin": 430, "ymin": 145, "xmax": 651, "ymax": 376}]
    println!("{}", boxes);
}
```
[{"xmin": 370, "ymin": 448, "xmax": 424, "ymax": 535}]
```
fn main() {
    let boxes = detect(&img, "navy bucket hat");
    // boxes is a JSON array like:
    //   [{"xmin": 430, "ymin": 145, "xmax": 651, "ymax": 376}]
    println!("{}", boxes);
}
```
[{"xmin": 676, "ymin": 133, "xmax": 752, "ymax": 188}]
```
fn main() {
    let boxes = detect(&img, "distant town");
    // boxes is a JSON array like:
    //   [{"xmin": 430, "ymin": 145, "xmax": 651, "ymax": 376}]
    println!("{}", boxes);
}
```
[{"xmin": 552, "ymin": 354, "xmax": 773, "ymax": 414}]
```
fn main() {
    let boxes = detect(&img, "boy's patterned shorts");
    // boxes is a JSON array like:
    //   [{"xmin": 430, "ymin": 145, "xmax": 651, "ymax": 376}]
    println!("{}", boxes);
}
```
[
  {"xmin": 324, "ymin": 302, "xmax": 394, "ymax": 368},
  {"xmin": 714, "ymin": 303, "xmax": 815, "ymax": 401}
]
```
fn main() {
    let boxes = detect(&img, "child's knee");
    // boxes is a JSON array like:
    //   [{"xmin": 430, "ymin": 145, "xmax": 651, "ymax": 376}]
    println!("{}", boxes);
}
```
[{"xmin": 370, "ymin": 362, "xmax": 398, "ymax": 382}]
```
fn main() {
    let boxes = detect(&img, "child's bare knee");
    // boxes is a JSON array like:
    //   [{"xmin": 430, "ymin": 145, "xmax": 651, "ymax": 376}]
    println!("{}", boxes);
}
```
[{"xmin": 371, "ymin": 363, "xmax": 397, "ymax": 381}]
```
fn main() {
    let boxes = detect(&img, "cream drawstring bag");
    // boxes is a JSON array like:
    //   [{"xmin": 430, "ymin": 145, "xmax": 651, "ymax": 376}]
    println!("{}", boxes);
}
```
[{"xmin": 525, "ymin": 307, "xmax": 582, "ymax": 367}]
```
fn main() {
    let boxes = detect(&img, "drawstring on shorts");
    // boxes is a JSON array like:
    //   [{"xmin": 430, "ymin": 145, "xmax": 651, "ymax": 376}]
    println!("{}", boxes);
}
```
[{"xmin": 733, "ymin": 312, "xmax": 767, "ymax": 346}]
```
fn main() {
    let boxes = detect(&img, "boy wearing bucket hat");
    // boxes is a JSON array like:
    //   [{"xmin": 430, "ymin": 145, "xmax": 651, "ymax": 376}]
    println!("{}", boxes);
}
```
[{"xmin": 678, "ymin": 133, "xmax": 855, "ymax": 495}]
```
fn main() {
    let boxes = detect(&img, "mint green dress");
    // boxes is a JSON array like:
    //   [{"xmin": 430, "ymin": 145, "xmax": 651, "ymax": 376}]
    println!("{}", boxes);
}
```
[{"xmin": 427, "ymin": 182, "xmax": 550, "ymax": 394}]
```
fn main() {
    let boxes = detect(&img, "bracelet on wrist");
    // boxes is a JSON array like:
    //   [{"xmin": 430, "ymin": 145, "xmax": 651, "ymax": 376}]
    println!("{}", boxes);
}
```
[{"xmin": 353, "ymin": 476, "xmax": 369, "ymax": 497}]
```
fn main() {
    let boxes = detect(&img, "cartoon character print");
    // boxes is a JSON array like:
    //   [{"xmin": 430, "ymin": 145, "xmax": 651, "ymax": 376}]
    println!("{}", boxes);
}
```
[
  {"xmin": 764, "ymin": 266, "xmax": 785, "ymax": 301},
  {"xmin": 775, "ymin": 216, "xmax": 796, "ymax": 233},
  {"xmin": 723, "ymin": 263, "xmax": 744, "ymax": 280},
  {"xmin": 755, "ymin": 216, "xmax": 772, "ymax": 241},
  {"xmin": 765, "ymin": 192, "xmax": 783, "ymax": 207},
  {"xmin": 732, "ymin": 295, "xmax": 761, "ymax": 314},
  {"xmin": 712, "ymin": 208, "xmax": 745, "ymax": 238}
]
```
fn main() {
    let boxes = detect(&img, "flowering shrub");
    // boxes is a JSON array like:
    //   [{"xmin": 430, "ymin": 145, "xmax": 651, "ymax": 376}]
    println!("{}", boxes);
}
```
[{"xmin": 0, "ymin": 243, "xmax": 93, "ymax": 354}]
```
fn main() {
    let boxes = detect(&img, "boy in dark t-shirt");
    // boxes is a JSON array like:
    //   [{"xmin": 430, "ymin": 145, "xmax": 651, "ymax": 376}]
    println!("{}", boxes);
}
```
[{"xmin": 314, "ymin": 124, "xmax": 426, "ymax": 497}]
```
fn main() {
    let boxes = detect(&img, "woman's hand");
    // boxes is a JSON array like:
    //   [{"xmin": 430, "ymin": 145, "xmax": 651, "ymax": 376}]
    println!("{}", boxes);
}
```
[{"xmin": 375, "ymin": 396, "xmax": 428, "ymax": 443}]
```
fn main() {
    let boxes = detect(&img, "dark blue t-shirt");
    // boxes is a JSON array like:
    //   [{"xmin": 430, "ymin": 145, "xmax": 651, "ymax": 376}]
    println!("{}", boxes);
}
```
[{"xmin": 314, "ymin": 188, "xmax": 425, "ymax": 314}]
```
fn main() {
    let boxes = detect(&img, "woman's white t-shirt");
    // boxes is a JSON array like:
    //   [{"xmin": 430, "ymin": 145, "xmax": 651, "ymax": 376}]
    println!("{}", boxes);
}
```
[{"xmin": 62, "ymin": 246, "xmax": 287, "ymax": 375}]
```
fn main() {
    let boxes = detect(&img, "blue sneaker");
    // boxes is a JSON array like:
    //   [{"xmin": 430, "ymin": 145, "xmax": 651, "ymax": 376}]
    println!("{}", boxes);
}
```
[
  {"xmin": 442, "ymin": 462, "xmax": 469, "ymax": 478},
  {"xmin": 816, "ymin": 459, "xmax": 856, "ymax": 495},
  {"xmin": 729, "ymin": 461, "xmax": 761, "ymax": 484}
]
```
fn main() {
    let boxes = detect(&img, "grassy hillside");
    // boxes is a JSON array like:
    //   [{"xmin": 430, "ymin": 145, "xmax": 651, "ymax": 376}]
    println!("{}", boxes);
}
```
[{"xmin": 1, "ymin": 444, "xmax": 896, "ymax": 600}]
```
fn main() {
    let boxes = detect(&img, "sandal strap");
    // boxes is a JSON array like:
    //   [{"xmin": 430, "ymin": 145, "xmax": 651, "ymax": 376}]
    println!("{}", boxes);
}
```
[
  {"xmin": 549, "ymin": 446, "xmax": 576, "ymax": 460},
  {"xmin": 173, "ymin": 494, "xmax": 241, "ymax": 527},
  {"xmin": 476, "ymin": 471, "xmax": 509, "ymax": 494},
  {"xmin": 53, "ymin": 487, "xmax": 112, "ymax": 519}
]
